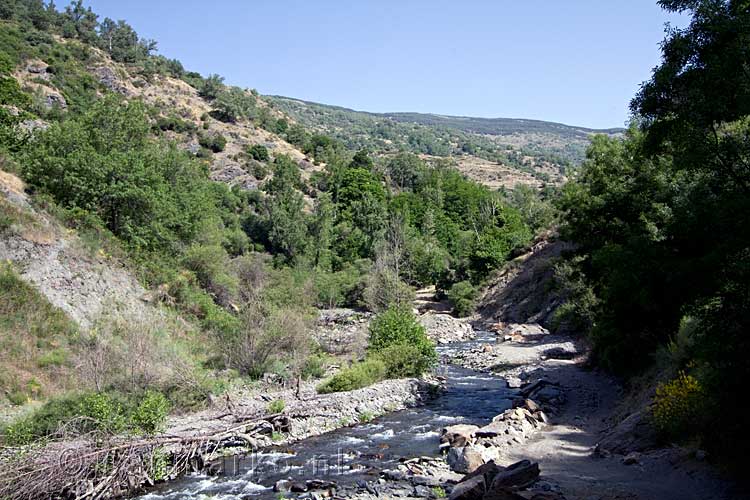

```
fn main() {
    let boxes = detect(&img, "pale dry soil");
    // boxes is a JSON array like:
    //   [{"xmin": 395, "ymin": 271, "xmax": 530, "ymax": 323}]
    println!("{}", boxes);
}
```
[{"xmin": 486, "ymin": 334, "xmax": 744, "ymax": 500}]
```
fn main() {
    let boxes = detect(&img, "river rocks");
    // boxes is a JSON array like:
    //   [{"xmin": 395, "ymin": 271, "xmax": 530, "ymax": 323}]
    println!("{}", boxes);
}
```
[
  {"xmin": 498, "ymin": 323, "xmax": 550, "ymax": 342},
  {"xmin": 442, "ymin": 424, "xmax": 480, "ymax": 448},
  {"xmin": 489, "ymin": 460, "xmax": 540, "ymax": 489},
  {"xmin": 421, "ymin": 313, "xmax": 475, "ymax": 344},
  {"xmin": 622, "ymin": 452, "xmax": 641, "ymax": 465},
  {"xmin": 449, "ymin": 474, "xmax": 486, "ymax": 500},
  {"xmin": 447, "ymin": 445, "xmax": 485, "ymax": 473},
  {"xmin": 447, "ymin": 460, "xmax": 541, "ymax": 500}
]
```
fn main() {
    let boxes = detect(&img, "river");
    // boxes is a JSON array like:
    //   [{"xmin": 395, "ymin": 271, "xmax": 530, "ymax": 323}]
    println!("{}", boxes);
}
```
[{"xmin": 139, "ymin": 331, "xmax": 512, "ymax": 499}]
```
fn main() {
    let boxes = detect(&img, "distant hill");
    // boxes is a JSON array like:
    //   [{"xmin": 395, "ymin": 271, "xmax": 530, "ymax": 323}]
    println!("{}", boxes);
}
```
[
  {"xmin": 380, "ymin": 112, "xmax": 624, "ymax": 138},
  {"xmin": 267, "ymin": 96, "xmax": 624, "ymax": 186}
]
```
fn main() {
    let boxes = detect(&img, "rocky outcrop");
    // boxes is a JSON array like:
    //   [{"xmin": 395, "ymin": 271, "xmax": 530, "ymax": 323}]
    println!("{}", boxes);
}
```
[{"xmin": 0, "ymin": 171, "xmax": 154, "ymax": 329}]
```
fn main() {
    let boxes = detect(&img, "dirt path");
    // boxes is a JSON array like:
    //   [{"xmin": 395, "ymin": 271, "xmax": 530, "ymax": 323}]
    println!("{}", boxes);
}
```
[{"xmin": 479, "ymin": 333, "xmax": 743, "ymax": 500}]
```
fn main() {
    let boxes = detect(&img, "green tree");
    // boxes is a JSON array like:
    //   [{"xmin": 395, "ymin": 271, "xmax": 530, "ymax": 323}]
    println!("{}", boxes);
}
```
[{"xmin": 199, "ymin": 73, "xmax": 224, "ymax": 100}]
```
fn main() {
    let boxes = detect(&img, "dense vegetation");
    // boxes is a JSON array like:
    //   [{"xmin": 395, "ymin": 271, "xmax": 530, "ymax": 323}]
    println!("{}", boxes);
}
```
[
  {"xmin": 555, "ymin": 0, "xmax": 749, "ymax": 469},
  {"xmin": 0, "ymin": 0, "xmax": 537, "ymax": 444},
  {"xmin": 267, "ymin": 96, "xmax": 602, "ymax": 179}
]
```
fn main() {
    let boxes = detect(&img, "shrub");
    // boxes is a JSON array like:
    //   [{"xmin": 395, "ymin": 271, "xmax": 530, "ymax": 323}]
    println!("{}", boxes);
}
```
[
  {"xmin": 373, "ymin": 343, "xmax": 434, "ymax": 378},
  {"xmin": 182, "ymin": 244, "xmax": 238, "ymax": 306},
  {"xmin": 652, "ymin": 371, "xmax": 704, "ymax": 439},
  {"xmin": 447, "ymin": 280, "xmax": 477, "ymax": 317},
  {"xmin": 301, "ymin": 353, "xmax": 329, "ymax": 380},
  {"xmin": 130, "ymin": 390, "xmax": 170, "ymax": 435},
  {"xmin": 250, "ymin": 160, "xmax": 269, "ymax": 179},
  {"xmin": 198, "ymin": 132, "xmax": 226, "ymax": 153},
  {"xmin": 267, "ymin": 399, "xmax": 285, "ymax": 414},
  {"xmin": 361, "ymin": 268, "xmax": 414, "ymax": 313},
  {"xmin": 199, "ymin": 74, "xmax": 224, "ymax": 100},
  {"xmin": 316, "ymin": 359, "xmax": 386, "ymax": 394},
  {"xmin": 80, "ymin": 392, "xmax": 127, "ymax": 435},
  {"xmin": 368, "ymin": 307, "xmax": 437, "ymax": 377},
  {"xmin": 211, "ymin": 87, "xmax": 256, "ymax": 122},
  {"xmin": 247, "ymin": 144, "xmax": 269, "ymax": 161}
]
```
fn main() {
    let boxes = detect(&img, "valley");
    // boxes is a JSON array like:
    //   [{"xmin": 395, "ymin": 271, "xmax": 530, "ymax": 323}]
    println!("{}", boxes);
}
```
[{"xmin": 1, "ymin": 1, "xmax": 748, "ymax": 500}]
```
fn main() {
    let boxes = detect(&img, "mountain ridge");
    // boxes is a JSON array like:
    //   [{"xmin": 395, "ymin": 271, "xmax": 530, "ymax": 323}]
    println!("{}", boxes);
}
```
[{"xmin": 267, "ymin": 95, "xmax": 625, "ymax": 137}]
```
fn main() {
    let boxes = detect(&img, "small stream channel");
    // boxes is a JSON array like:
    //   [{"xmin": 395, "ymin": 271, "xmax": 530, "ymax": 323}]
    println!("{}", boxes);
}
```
[{"xmin": 139, "ymin": 331, "xmax": 513, "ymax": 499}]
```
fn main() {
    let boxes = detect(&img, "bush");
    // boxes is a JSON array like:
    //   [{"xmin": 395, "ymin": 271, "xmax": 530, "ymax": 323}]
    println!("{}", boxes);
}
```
[
  {"xmin": 373, "ymin": 343, "xmax": 434, "ymax": 378},
  {"xmin": 198, "ymin": 132, "xmax": 226, "ymax": 153},
  {"xmin": 247, "ymin": 144, "xmax": 269, "ymax": 161},
  {"xmin": 447, "ymin": 280, "xmax": 477, "ymax": 317},
  {"xmin": 1, "ymin": 389, "xmax": 172, "ymax": 445},
  {"xmin": 130, "ymin": 390, "xmax": 170, "ymax": 435},
  {"xmin": 362, "ymin": 267, "xmax": 414, "ymax": 313},
  {"xmin": 368, "ymin": 307, "xmax": 437, "ymax": 377},
  {"xmin": 182, "ymin": 244, "xmax": 238, "ymax": 306},
  {"xmin": 652, "ymin": 372, "xmax": 704, "ymax": 439},
  {"xmin": 267, "ymin": 399, "xmax": 285, "ymax": 414},
  {"xmin": 211, "ymin": 87, "xmax": 256, "ymax": 123},
  {"xmin": 316, "ymin": 359, "xmax": 386, "ymax": 394},
  {"xmin": 301, "ymin": 353, "xmax": 329, "ymax": 380}
]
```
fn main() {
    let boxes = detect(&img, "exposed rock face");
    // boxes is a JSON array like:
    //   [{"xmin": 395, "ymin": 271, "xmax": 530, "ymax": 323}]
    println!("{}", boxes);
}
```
[
  {"xmin": 91, "ymin": 65, "xmax": 134, "ymax": 96},
  {"xmin": 447, "ymin": 445, "xmax": 484, "ymax": 474},
  {"xmin": 421, "ymin": 312, "xmax": 475, "ymax": 344},
  {"xmin": 0, "ymin": 172, "xmax": 154, "ymax": 329},
  {"xmin": 476, "ymin": 240, "xmax": 574, "ymax": 332}
]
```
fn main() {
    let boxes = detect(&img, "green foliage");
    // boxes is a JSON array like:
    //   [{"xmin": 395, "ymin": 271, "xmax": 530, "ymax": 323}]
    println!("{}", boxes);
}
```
[
  {"xmin": 267, "ymin": 399, "xmax": 285, "ymax": 414},
  {"xmin": 301, "ymin": 353, "xmax": 330, "ymax": 380},
  {"xmin": 358, "ymin": 410, "xmax": 375, "ymax": 423},
  {"xmin": 130, "ymin": 390, "xmax": 170, "ymax": 435},
  {"xmin": 362, "ymin": 267, "xmax": 414, "ymax": 313},
  {"xmin": 553, "ymin": 0, "xmax": 750, "ymax": 469},
  {"xmin": 0, "ymin": 76, "xmax": 31, "ymax": 107},
  {"xmin": 198, "ymin": 132, "xmax": 226, "ymax": 152},
  {"xmin": 373, "ymin": 343, "xmax": 434, "ymax": 378},
  {"xmin": 199, "ymin": 73, "xmax": 224, "ymax": 100},
  {"xmin": 1, "ymin": 389, "xmax": 171, "ymax": 445},
  {"xmin": 368, "ymin": 306, "xmax": 437, "ymax": 377},
  {"xmin": 22, "ymin": 96, "xmax": 222, "ymax": 254},
  {"xmin": 652, "ymin": 372, "xmax": 704, "ymax": 439},
  {"xmin": 316, "ymin": 359, "xmax": 386, "ymax": 394},
  {"xmin": 431, "ymin": 486, "xmax": 447, "ymax": 499},
  {"xmin": 447, "ymin": 280, "xmax": 477, "ymax": 317},
  {"xmin": 1, "ymin": 262, "xmax": 77, "ymax": 403},
  {"xmin": 247, "ymin": 143, "xmax": 269, "ymax": 161},
  {"xmin": 182, "ymin": 244, "xmax": 238, "ymax": 306},
  {"xmin": 212, "ymin": 87, "xmax": 256, "ymax": 123},
  {"xmin": 155, "ymin": 115, "xmax": 197, "ymax": 134}
]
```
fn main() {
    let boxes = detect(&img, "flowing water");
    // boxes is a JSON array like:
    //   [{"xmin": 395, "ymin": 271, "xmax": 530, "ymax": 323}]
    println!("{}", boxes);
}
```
[{"xmin": 139, "ymin": 331, "xmax": 512, "ymax": 499}]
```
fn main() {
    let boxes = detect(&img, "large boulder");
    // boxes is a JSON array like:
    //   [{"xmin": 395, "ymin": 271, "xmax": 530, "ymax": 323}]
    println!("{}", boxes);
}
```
[
  {"xmin": 596, "ymin": 409, "xmax": 659, "ymax": 455},
  {"xmin": 441, "ymin": 424, "xmax": 479, "ymax": 448},
  {"xmin": 488, "ymin": 460, "xmax": 540, "ymax": 490},
  {"xmin": 447, "ymin": 446, "xmax": 485, "ymax": 474},
  {"xmin": 448, "ymin": 474, "xmax": 486, "ymax": 500}
]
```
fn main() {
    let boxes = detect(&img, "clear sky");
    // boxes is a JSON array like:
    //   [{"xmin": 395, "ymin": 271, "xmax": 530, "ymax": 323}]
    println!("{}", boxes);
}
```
[{"xmin": 84, "ymin": 1, "xmax": 686, "ymax": 129}]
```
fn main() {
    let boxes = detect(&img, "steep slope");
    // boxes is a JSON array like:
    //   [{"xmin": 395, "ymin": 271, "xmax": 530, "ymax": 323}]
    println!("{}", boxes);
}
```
[{"xmin": 9, "ymin": 38, "xmax": 313, "ymax": 192}]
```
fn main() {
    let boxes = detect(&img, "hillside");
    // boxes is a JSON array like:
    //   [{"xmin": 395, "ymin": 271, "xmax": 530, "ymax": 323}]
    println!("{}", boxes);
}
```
[{"xmin": 267, "ymin": 96, "xmax": 623, "ymax": 187}]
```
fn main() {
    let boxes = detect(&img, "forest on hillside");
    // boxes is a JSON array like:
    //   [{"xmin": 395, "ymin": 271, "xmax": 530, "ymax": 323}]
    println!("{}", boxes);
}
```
[{"xmin": 0, "ymin": 0, "xmax": 748, "ymax": 491}]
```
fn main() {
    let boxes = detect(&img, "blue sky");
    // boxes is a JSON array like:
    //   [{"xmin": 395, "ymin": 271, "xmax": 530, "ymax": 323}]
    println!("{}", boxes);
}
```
[{"xmin": 84, "ymin": 1, "xmax": 686, "ymax": 129}]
